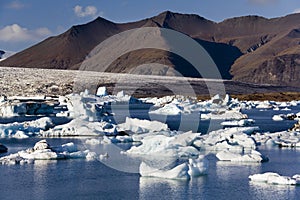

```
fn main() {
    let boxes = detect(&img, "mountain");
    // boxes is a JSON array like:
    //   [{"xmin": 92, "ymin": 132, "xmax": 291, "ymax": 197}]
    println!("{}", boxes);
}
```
[{"xmin": 1, "ymin": 11, "xmax": 300, "ymax": 86}]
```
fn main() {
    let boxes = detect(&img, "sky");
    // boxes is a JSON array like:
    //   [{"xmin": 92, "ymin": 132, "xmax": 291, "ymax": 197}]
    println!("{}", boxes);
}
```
[{"xmin": 1, "ymin": 0, "xmax": 300, "ymax": 52}]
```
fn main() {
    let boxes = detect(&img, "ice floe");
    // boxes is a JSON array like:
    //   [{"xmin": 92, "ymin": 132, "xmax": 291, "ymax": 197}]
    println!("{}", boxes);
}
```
[
  {"xmin": 139, "ymin": 155, "xmax": 208, "ymax": 180},
  {"xmin": 0, "ymin": 140, "xmax": 96, "ymax": 165},
  {"xmin": 117, "ymin": 117, "xmax": 169, "ymax": 134},
  {"xmin": 201, "ymin": 110, "xmax": 248, "ymax": 120},
  {"xmin": 221, "ymin": 119, "xmax": 255, "ymax": 127},
  {"xmin": 216, "ymin": 149, "xmax": 268, "ymax": 162},
  {"xmin": 249, "ymin": 172, "xmax": 300, "ymax": 185},
  {"xmin": 252, "ymin": 130, "xmax": 300, "ymax": 148},
  {"xmin": 125, "ymin": 131, "xmax": 200, "ymax": 157},
  {"xmin": 0, "ymin": 117, "xmax": 54, "ymax": 138}
]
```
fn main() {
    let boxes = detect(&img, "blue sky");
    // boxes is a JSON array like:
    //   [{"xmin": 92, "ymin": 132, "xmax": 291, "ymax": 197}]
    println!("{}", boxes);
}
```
[{"xmin": 1, "ymin": 0, "xmax": 300, "ymax": 52}]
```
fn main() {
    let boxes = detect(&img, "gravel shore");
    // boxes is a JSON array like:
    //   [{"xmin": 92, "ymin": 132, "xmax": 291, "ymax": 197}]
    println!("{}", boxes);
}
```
[{"xmin": 0, "ymin": 67, "xmax": 299, "ymax": 99}]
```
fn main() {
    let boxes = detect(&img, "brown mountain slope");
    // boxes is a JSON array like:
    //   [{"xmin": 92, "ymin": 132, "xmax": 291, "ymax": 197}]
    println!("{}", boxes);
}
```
[{"xmin": 1, "ymin": 11, "xmax": 300, "ymax": 86}]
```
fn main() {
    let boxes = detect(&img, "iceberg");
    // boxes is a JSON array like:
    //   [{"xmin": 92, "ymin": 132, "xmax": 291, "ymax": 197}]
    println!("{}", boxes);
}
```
[
  {"xmin": 0, "ymin": 140, "xmax": 95, "ymax": 165},
  {"xmin": 249, "ymin": 172, "xmax": 300, "ymax": 185},
  {"xmin": 140, "ymin": 162, "xmax": 190, "ymax": 180},
  {"xmin": 96, "ymin": 86, "xmax": 108, "ymax": 96},
  {"xmin": 0, "ymin": 117, "xmax": 54, "ymax": 138},
  {"xmin": 41, "ymin": 118, "xmax": 117, "ymax": 137},
  {"xmin": 201, "ymin": 110, "xmax": 248, "ymax": 120},
  {"xmin": 253, "ymin": 131, "xmax": 300, "ymax": 148},
  {"xmin": 139, "ymin": 155, "xmax": 208, "ymax": 180},
  {"xmin": 216, "ymin": 150, "xmax": 268, "ymax": 162},
  {"xmin": 149, "ymin": 103, "xmax": 183, "ymax": 115},
  {"xmin": 117, "ymin": 117, "xmax": 168, "ymax": 134},
  {"xmin": 126, "ymin": 131, "xmax": 200, "ymax": 157},
  {"xmin": 221, "ymin": 119, "xmax": 255, "ymax": 127},
  {"xmin": 256, "ymin": 101, "xmax": 273, "ymax": 109}
]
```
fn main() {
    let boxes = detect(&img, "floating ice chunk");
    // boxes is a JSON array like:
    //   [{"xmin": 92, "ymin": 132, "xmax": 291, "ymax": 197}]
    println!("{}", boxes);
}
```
[
  {"xmin": 13, "ymin": 131, "xmax": 29, "ymax": 139},
  {"xmin": 101, "ymin": 135, "xmax": 134, "ymax": 143},
  {"xmin": 0, "ymin": 140, "xmax": 94, "ymax": 165},
  {"xmin": 188, "ymin": 155, "xmax": 208, "ymax": 177},
  {"xmin": 85, "ymin": 138, "xmax": 101, "ymax": 145},
  {"xmin": 34, "ymin": 139, "xmax": 50, "ymax": 151},
  {"xmin": 99, "ymin": 152, "xmax": 109, "ymax": 160},
  {"xmin": 256, "ymin": 101, "xmax": 273, "ymax": 109},
  {"xmin": 221, "ymin": 119, "xmax": 255, "ymax": 127},
  {"xmin": 96, "ymin": 87, "xmax": 108, "ymax": 96},
  {"xmin": 255, "ymin": 131, "xmax": 300, "ymax": 148},
  {"xmin": 149, "ymin": 103, "xmax": 183, "ymax": 115},
  {"xmin": 140, "ymin": 162, "xmax": 190, "ymax": 180},
  {"xmin": 216, "ymin": 150, "xmax": 268, "ymax": 162},
  {"xmin": 116, "ymin": 91, "xmax": 125, "ymax": 97},
  {"xmin": 86, "ymin": 151, "xmax": 97, "ymax": 161},
  {"xmin": 249, "ymin": 172, "xmax": 300, "ymax": 185},
  {"xmin": 272, "ymin": 115, "xmax": 285, "ymax": 121},
  {"xmin": 126, "ymin": 131, "xmax": 200, "ymax": 157},
  {"xmin": 140, "ymin": 155, "xmax": 208, "ymax": 180},
  {"xmin": 201, "ymin": 110, "xmax": 248, "ymax": 120},
  {"xmin": 0, "ymin": 117, "xmax": 53, "ymax": 138},
  {"xmin": 41, "ymin": 118, "xmax": 117, "ymax": 137},
  {"xmin": 117, "ymin": 117, "xmax": 168, "ymax": 134},
  {"xmin": 273, "ymin": 107, "xmax": 280, "ymax": 111}
]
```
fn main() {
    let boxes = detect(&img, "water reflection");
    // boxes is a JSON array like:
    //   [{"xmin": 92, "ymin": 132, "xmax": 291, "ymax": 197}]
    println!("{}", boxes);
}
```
[
  {"xmin": 249, "ymin": 181, "xmax": 296, "ymax": 200},
  {"xmin": 139, "ymin": 177, "xmax": 191, "ymax": 200},
  {"xmin": 216, "ymin": 161, "xmax": 261, "ymax": 182},
  {"xmin": 33, "ymin": 160, "xmax": 57, "ymax": 200}
]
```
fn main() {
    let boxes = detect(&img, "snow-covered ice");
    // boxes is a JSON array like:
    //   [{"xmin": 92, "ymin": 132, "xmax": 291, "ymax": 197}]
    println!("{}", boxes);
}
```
[
  {"xmin": 125, "ymin": 131, "xmax": 200, "ymax": 157},
  {"xmin": 117, "ymin": 117, "xmax": 168, "ymax": 134},
  {"xmin": 0, "ymin": 117, "xmax": 54, "ymax": 138},
  {"xmin": 139, "ymin": 155, "xmax": 208, "ymax": 180},
  {"xmin": 201, "ymin": 110, "xmax": 248, "ymax": 120},
  {"xmin": 0, "ymin": 140, "xmax": 96, "ymax": 165},
  {"xmin": 249, "ymin": 172, "xmax": 300, "ymax": 185}
]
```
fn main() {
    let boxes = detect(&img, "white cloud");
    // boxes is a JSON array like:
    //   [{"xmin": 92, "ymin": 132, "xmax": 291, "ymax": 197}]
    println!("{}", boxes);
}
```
[
  {"xmin": 0, "ymin": 24, "xmax": 52, "ymax": 42},
  {"xmin": 6, "ymin": 1, "xmax": 25, "ymax": 10},
  {"xmin": 74, "ymin": 5, "xmax": 98, "ymax": 18},
  {"xmin": 293, "ymin": 8, "xmax": 300, "ymax": 14}
]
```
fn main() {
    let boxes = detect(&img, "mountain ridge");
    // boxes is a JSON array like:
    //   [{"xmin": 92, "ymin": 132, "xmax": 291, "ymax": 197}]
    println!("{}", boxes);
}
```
[{"xmin": 1, "ymin": 11, "xmax": 300, "ymax": 87}]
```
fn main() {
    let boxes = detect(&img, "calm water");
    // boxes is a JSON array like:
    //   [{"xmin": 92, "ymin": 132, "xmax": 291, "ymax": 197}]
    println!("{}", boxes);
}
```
[{"xmin": 1, "ymin": 106, "xmax": 300, "ymax": 200}]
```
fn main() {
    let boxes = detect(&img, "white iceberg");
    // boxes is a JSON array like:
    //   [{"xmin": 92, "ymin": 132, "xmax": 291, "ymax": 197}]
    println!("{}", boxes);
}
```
[
  {"xmin": 216, "ymin": 150, "xmax": 268, "ymax": 162},
  {"xmin": 201, "ymin": 110, "xmax": 248, "ymax": 120},
  {"xmin": 41, "ymin": 118, "xmax": 117, "ymax": 137},
  {"xmin": 139, "ymin": 155, "xmax": 208, "ymax": 180},
  {"xmin": 249, "ymin": 172, "xmax": 300, "ymax": 185},
  {"xmin": 256, "ymin": 101, "xmax": 273, "ymax": 109},
  {"xmin": 117, "ymin": 117, "xmax": 168, "ymax": 134},
  {"xmin": 0, "ymin": 140, "xmax": 95, "ymax": 165},
  {"xmin": 126, "ymin": 131, "xmax": 200, "ymax": 157},
  {"xmin": 0, "ymin": 117, "xmax": 53, "ymax": 138},
  {"xmin": 96, "ymin": 86, "xmax": 108, "ymax": 96},
  {"xmin": 149, "ymin": 103, "xmax": 183, "ymax": 115},
  {"xmin": 221, "ymin": 119, "xmax": 255, "ymax": 127},
  {"xmin": 140, "ymin": 162, "xmax": 190, "ymax": 180}
]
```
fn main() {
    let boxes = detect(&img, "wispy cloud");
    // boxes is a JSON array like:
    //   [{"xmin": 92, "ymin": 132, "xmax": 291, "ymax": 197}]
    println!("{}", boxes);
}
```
[
  {"xmin": 293, "ymin": 8, "xmax": 300, "ymax": 14},
  {"xmin": 6, "ymin": 1, "xmax": 25, "ymax": 10},
  {"xmin": 247, "ymin": 0, "xmax": 277, "ymax": 5},
  {"xmin": 74, "ymin": 5, "xmax": 98, "ymax": 18},
  {"xmin": 0, "ymin": 24, "xmax": 52, "ymax": 42}
]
